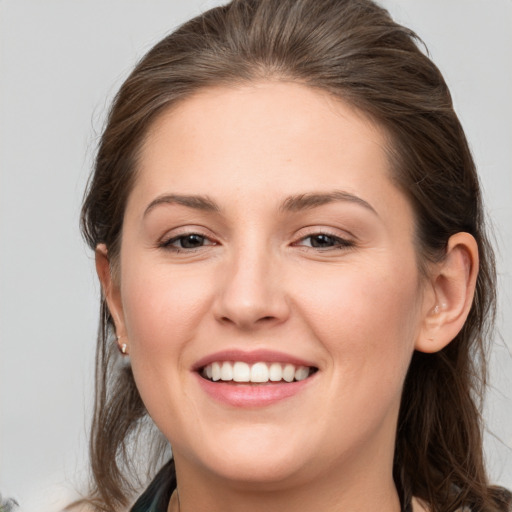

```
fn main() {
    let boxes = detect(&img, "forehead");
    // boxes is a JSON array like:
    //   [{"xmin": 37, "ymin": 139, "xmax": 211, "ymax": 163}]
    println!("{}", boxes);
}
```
[
  {"xmin": 143, "ymin": 81, "xmax": 386, "ymax": 167},
  {"xmin": 130, "ymin": 81, "xmax": 410, "ymax": 226}
]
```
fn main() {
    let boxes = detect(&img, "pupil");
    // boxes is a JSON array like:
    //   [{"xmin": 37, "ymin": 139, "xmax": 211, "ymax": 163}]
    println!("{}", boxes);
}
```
[
  {"xmin": 181, "ymin": 234, "xmax": 204, "ymax": 248},
  {"xmin": 311, "ymin": 234, "xmax": 333, "ymax": 247}
]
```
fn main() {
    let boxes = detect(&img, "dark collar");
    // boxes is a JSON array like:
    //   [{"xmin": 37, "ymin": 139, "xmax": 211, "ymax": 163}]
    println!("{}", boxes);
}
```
[{"xmin": 130, "ymin": 459, "xmax": 176, "ymax": 512}]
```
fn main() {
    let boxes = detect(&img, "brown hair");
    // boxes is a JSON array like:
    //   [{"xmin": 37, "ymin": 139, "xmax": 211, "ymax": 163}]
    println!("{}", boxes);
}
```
[{"xmin": 80, "ymin": 0, "xmax": 511, "ymax": 510}]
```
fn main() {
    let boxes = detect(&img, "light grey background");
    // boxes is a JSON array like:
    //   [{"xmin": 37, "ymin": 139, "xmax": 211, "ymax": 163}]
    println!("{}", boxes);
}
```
[{"xmin": 1, "ymin": 1, "xmax": 510, "ymax": 510}]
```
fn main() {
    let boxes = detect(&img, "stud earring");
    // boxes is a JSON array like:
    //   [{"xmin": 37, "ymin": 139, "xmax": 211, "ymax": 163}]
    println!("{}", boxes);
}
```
[
  {"xmin": 117, "ymin": 335, "xmax": 128, "ymax": 355},
  {"xmin": 432, "ymin": 303, "xmax": 447, "ymax": 315}
]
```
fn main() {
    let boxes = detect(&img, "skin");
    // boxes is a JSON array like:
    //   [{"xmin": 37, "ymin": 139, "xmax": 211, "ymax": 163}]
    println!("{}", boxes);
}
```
[{"xmin": 96, "ymin": 81, "xmax": 478, "ymax": 512}]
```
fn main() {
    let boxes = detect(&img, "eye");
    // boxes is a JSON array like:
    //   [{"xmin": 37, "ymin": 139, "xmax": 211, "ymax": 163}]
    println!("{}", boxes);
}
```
[
  {"xmin": 161, "ymin": 233, "xmax": 216, "ymax": 251},
  {"xmin": 296, "ymin": 233, "xmax": 353, "ymax": 250}
]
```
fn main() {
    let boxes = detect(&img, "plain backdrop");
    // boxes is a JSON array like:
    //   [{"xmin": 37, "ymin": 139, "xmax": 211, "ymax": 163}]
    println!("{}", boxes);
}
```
[{"xmin": 1, "ymin": 1, "xmax": 511, "ymax": 510}]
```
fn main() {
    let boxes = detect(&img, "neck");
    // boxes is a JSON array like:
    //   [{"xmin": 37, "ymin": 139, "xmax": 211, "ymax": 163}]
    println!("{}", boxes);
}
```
[
  {"xmin": 170, "ymin": 452, "xmax": 401, "ymax": 512},
  {"xmin": 169, "ymin": 401, "xmax": 403, "ymax": 512}
]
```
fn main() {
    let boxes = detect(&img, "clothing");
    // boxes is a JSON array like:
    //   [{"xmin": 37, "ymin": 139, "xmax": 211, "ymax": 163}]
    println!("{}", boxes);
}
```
[
  {"xmin": 130, "ymin": 459, "xmax": 413, "ymax": 512},
  {"xmin": 130, "ymin": 460, "xmax": 176, "ymax": 512}
]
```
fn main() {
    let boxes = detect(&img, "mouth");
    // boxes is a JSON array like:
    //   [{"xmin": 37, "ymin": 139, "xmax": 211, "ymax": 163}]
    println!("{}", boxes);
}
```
[
  {"xmin": 199, "ymin": 361, "xmax": 318, "ymax": 384},
  {"xmin": 193, "ymin": 350, "xmax": 319, "ymax": 407}
]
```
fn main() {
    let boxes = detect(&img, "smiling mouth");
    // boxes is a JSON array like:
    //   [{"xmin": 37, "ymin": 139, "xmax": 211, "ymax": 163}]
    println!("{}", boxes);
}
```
[{"xmin": 200, "ymin": 361, "xmax": 318, "ymax": 384}]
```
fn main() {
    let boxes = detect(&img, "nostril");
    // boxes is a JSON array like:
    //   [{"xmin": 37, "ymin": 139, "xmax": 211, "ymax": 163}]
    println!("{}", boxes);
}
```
[{"xmin": 219, "ymin": 315, "xmax": 276, "ymax": 325}]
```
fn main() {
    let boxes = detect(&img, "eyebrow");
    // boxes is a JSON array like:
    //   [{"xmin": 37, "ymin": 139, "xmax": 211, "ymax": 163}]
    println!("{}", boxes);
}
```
[
  {"xmin": 144, "ymin": 194, "xmax": 220, "ymax": 217},
  {"xmin": 143, "ymin": 190, "xmax": 377, "ymax": 217},
  {"xmin": 280, "ymin": 190, "xmax": 378, "ymax": 216}
]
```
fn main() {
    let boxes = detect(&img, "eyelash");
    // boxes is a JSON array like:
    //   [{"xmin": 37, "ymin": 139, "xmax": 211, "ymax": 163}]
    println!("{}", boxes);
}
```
[
  {"xmin": 293, "ymin": 232, "xmax": 354, "ymax": 250},
  {"xmin": 159, "ymin": 233, "xmax": 216, "ymax": 252},
  {"xmin": 159, "ymin": 231, "xmax": 354, "ymax": 253}
]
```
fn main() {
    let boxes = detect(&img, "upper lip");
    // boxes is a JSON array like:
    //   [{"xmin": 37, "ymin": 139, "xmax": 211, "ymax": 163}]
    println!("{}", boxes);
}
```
[{"xmin": 192, "ymin": 349, "xmax": 318, "ymax": 371}]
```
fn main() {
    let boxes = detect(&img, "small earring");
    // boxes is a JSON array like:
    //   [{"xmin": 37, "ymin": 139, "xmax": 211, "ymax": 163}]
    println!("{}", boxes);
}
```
[
  {"xmin": 432, "ymin": 303, "xmax": 447, "ymax": 315},
  {"xmin": 117, "ymin": 335, "xmax": 128, "ymax": 355}
]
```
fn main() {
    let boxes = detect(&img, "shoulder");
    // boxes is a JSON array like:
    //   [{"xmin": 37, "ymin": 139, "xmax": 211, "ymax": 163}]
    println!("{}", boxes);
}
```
[
  {"xmin": 63, "ymin": 500, "xmax": 130, "ymax": 512},
  {"xmin": 412, "ymin": 497, "xmax": 430, "ymax": 512},
  {"xmin": 412, "ymin": 498, "xmax": 474, "ymax": 512},
  {"xmin": 62, "ymin": 503, "xmax": 97, "ymax": 512}
]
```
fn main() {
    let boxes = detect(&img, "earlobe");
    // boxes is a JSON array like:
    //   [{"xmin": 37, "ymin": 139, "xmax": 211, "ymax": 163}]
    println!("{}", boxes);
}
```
[
  {"xmin": 415, "ymin": 233, "xmax": 479, "ymax": 354},
  {"xmin": 95, "ymin": 244, "xmax": 126, "ymax": 338}
]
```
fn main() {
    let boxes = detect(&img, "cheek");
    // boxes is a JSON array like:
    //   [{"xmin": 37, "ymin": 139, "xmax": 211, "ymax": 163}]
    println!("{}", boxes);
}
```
[
  {"xmin": 119, "ymin": 262, "xmax": 217, "ymax": 385},
  {"xmin": 119, "ymin": 263, "xmax": 217, "ymax": 427},
  {"xmin": 295, "ymin": 256, "xmax": 421, "ymax": 389}
]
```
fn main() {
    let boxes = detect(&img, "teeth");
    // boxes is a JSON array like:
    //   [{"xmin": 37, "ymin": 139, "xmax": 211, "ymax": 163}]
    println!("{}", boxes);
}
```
[
  {"xmin": 269, "ymin": 362, "xmax": 282, "ymax": 381},
  {"xmin": 294, "ymin": 366, "xmax": 309, "ymax": 381},
  {"xmin": 233, "ymin": 362, "xmax": 250, "ymax": 382},
  {"xmin": 282, "ymin": 363, "xmax": 295, "ymax": 382},
  {"xmin": 201, "ymin": 361, "xmax": 312, "ymax": 383},
  {"xmin": 211, "ymin": 362, "xmax": 221, "ymax": 381},
  {"xmin": 250, "ymin": 362, "xmax": 269, "ymax": 383},
  {"xmin": 220, "ymin": 361, "xmax": 233, "ymax": 381}
]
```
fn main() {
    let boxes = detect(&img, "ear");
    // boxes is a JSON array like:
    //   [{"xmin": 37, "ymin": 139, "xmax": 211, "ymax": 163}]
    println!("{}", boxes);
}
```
[
  {"xmin": 95, "ymin": 243, "xmax": 126, "ymax": 339},
  {"xmin": 415, "ymin": 232, "xmax": 479, "ymax": 353}
]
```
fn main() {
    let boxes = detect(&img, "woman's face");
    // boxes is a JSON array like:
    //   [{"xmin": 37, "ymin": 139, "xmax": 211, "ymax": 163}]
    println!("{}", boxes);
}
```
[{"xmin": 108, "ymin": 82, "xmax": 430, "ymax": 486}]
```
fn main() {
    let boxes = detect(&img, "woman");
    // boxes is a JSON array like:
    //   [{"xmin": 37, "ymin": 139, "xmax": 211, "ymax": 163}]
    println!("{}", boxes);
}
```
[{"xmin": 78, "ymin": 0, "xmax": 511, "ymax": 511}]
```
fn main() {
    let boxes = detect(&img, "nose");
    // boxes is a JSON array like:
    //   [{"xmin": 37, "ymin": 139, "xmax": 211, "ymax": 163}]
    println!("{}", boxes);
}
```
[{"xmin": 213, "ymin": 245, "xmax": 290, "ymax": 330}]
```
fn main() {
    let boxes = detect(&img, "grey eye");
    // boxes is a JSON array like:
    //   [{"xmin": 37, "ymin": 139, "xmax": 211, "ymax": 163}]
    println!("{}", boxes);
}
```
[
  {"xmin": 308, "ymin": 234, "xmax": 337, "ymax": 248},
  {"xmin": 296, "ymin": 233, "xmax": 353, "ymax": 250},
  {"xmin": 172, "ymin": 234, "xmax": 207, "ymax": 249}
]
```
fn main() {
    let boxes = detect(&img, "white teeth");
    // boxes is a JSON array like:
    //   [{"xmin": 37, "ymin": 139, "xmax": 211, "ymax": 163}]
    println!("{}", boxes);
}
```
[
  {"xmin": 294, "ymin": 366, "xmax": 309, "ymax": 381},
  {"xmin": 269, "ymin": 362, "xmax": 282, "ymax": 381},
  {"xmin": 282, "ymin": 364, "xmax": 295, "ymax": 382},
  {"xmin": 250, "ymin": 362, "xmax": 269, "ymax": 383},
  {"xmin": 220, "ymin": 361, "xmax": 233, "ymax": 381},
  {"xmin": 211, "ymin": 362, "xmax": 221, "ymax": 381},
  {"xmin": 201, "ymin": 361, "xmax": 313, "ymax": 383},
  {"xmin": 233, "ymin": 362, "xmax": 250, "ymax": 382}
]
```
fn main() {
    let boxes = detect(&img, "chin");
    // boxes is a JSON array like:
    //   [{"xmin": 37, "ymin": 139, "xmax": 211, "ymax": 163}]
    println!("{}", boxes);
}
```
[
  {"xmin": 203, "ymin": 453, "xmax": 307, "ymax": 489},
  {"xmin": 177, "ymin": 428, "xmax": 314, "ymax": 488}
]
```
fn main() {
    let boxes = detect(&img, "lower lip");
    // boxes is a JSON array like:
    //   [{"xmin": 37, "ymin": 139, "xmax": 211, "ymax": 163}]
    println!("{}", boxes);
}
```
[{"xmin": 195, "ymin": 373, "xmax": 315, "ymax": 408}]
